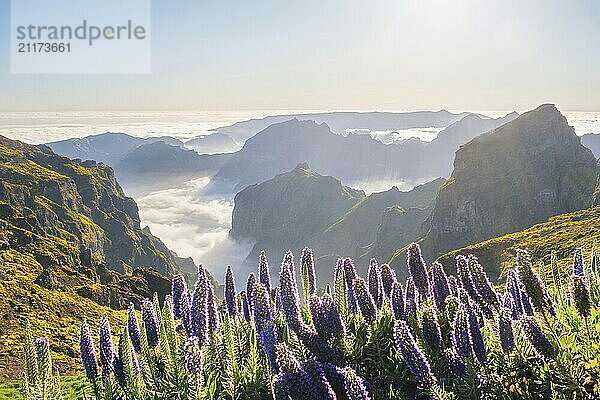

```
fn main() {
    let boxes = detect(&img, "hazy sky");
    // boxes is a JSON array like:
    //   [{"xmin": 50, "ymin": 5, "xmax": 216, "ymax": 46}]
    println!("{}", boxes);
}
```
[{"xmin": 1, "ymin": 0, "xmax": 599, "ymax": 112}]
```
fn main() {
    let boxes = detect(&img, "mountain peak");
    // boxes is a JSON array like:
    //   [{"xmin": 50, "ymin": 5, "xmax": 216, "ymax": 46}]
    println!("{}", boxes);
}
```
[{"xmin": 421, "ymin": 104, "xmax": 597, "ymax": 260}]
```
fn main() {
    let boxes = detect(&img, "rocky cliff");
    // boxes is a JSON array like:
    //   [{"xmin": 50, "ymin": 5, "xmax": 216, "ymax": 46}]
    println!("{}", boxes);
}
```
[{"xmin": 420, "ymin": 104, "xmax": 598, "ymax": 261}]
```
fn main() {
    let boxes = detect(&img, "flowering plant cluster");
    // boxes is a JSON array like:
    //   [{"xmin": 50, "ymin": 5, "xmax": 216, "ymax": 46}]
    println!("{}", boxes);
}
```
[{"xmin": 21, "ymin": 243, "xmax": 600, "ymax": 399}]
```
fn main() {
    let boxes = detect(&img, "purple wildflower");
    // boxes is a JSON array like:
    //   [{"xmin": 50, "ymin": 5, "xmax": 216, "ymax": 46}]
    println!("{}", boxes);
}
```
[
  {"xmin": 367, "ymin": 259, "xmax": 384, "ymax": 309},
  {"xmin": 393, "ymin": 320, "xmax": 436, "ymax": 387},
  {"xmin": 99, "ymin": 314, "xmax": 116, "ymax": 375},
  {"xmin": 141, "ymin": 300, "xmax": 160, "ymax": 348},
  {"xmin": 456, "ymin": 255, "xmax": 480, "ymax": 305},
  {"xmin": 421, "ymin": 306, "xmax": 442, "ymax": 351},
  {"xmin": 190, "ymin": 275, "xmax": 209, "ymax": 344},
  {"xmin": 343, "ymin": 367, "xmax": 371, "ymax": 400},
  {"xmin": 246, "ymin": 272, "xmax": 257, "ymax": 314},
  {"xmin": 258, "ymin": 251, "xmax": 272, "ymax": 293},
  {"xmin": 322, "ymin": 363, "xmax": 371, "ymax": 400},
  {"xmin": 380, "ymin": 263, "xmax": 397, "ymax": 299},
  {"xmin": 443, "ymin": 348, "xmax": 467, "ymax": 378},
  {"xmin": 571, "ymin": 274, "xmax": 591, "ymax": 318},
  {"xmin": 353, "ymin": 277, "xmax": 377, "ymax": 323},
  {"xmin": 296, "ymin": 324, "xmax": 339, "ymax": 365},
  {"xmin": 447, "ymin": 275, "xmax": 458, "ymax": 297},
  {"xmin": 279, "ymin": 254, "xmax": 302, "ymax": 332},
  {"xmin": 127, "ymin": 304, "xmax": 141, "ymax": 353},
  {"xmin": 206, "ymin": 277, "xmax": 220, "ymax": 332},
  {"xmin": 224, "ymin": 265, "xmax": 238, "ymax": 317},
  {"xmin": 467, "ymin": 255, "xmax": 500, "ymax": 314},
  {"xmin": 519, "ymin": 316, "xmax": 556, "ymax": 360},
  {"xmin": 391, "ymin": 281, "xmax": 405, "ymax": 321},
  {"xmin": 465, "ymin": 301, "xmax": 486, "ymax": 363},
  {"xmin": 171, "ymin": 274, "xmax": 190, "ymax": 322},
  {"xmin": 430, "ymin": 262, "xmax": 451, "ymax": 312},
  {"xmin": 252, "ymin": 282, "xmax": 278, "ymax": 372},
  {"xmin": 79, "ymin": 322, "xmax": 98, "ymax": 381},
  {"xmin": 573, "ymin": 248, "xmax": 585, "ymax": 277},
  {"xmin": 498, "ymin": 308, "xmax": 515, "ymax": 354},
  {"xmin": 242, "ymin": 292, "xmax": 251, "ymax": 322},
  {"xmin": 516, "ymin": 250, "xmax": 556, "ymax": 316},
  {"xmin": 407, "ymin": 243, "xmax": 430, "ymax": 299},
  {"xmin": 301, "ymin": 247, "xmax": 317, "ymax": 296},
  {"xmin": 310, "ymin": 294, "xmax": 345, "ymax": 342},
  {"xmin": 452, "ymin": 304, "xmax": 472, "ymax": 360},
  {"xmin": 404, "ymin": 277, "xmax": 417, "ymax": 321},
  {"xmin": 184, "ymin": 337, "xmax": 203, "ymax": 379}
]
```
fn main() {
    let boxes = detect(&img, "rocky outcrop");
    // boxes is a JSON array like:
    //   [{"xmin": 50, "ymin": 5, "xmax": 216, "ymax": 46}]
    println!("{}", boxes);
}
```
[
  {"xmin": 0, "ymin": 135, "xmax": 190, "ymax": 302},
  {"xmin": 594, "ymin": 160, "xmax": 600, "ymax": 207},
  {"xmin": 230, "ymin": 163, "xmax": 365, "ymax": 264},
  {"xmin": 420, "ymin": 104, "xmax": 598, "ymax": 260}
]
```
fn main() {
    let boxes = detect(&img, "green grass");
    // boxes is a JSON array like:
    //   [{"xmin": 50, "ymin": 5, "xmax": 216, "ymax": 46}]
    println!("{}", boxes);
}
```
[{"xmin": 0, "ymin": 375, "xmax": 90, "ymax": 400}]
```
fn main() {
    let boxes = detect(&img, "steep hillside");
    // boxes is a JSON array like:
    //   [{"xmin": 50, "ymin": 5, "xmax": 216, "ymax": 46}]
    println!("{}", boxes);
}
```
[
  {"xmin": 420, "ymin": 104, "xmax": 597, "ymax": 260},
  {"xmin": 431, "ymin": 206, "xmax": 600, "ymax": 282},
  {"xmin": 0, "ymin": 136, "xmax": 190, "ymax": 380},
  {"xmin": 317, "ymin": 178, "xmax": 444, "ymax": 262},
  {"xmin": 230, "ymin": 163, "xmax": 365, "ymax": 267}
]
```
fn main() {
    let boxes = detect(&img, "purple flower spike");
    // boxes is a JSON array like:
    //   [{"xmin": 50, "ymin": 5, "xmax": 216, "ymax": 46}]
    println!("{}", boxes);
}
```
[
  {"xmin": 391, "ymin": 281, "xmax": 405, "ymax": 321},
  {"xmin": 452, "ymin": 304, "xmax": 472, "ymax": 360},
  {"xmin": 430, "ymin": 262, "xmax": 451, "ymax": 312},
  {"xmin": 301, "ymin": 247, "xmax": 317, "ymax": 296},
  {"xmin": 99, "ymin": 314, "xmax": 116, "ymax": 375},
  {"xmin": 516, "ymin": 250, "xmax": 556, "ymax": 316},
  {"xmin": 380, "ymin": 263, "xmax": 397, "ymax": 299},
  {"xmin": 573, "ymin": 248, "xmax": 585, "ymax": 277},
  {"xmin": 224, "ymin": 265, "xmax": 238, "ymax": 317},
  {"xmin": 421, "ymin": 306, "xmax": 442, "ymax": 351},
  {"xmin": 279, "ymin": 254, "xmax": 302, "ymax": 332},
  {"xmin": 206, "ymin": 276, "xmax": 220, "ymax": 332},
  {"xmin": 367, "ymin": 259, "xmax": 384, "ymax": 309},
  {"xmin": 141, "ymin": 300, "xmax": 160, "ymax": 348},
  {"xmin": 404, "ymin": 277, "xmax": 417, "ymax": 321},
  {"xmin": 407, "ymin": 243, "xmax": 430, "ymax": 299},
  {"xmin": 353, "ymin": 277, "xmax": 377, "ymax": 323},
  {"xmin": 171, "ymin": 274, "xmax": 190, "ymax": 321},
  {"xmin": 519, "ymin": 316, "xmax": 556, "ymax": 360},
  {"xmin": 79, "ymin": 322, "xmax": 98, "ymax": 381},
  {"xmin": 466, "ymin": 301, "xmax": 486, "ymax": 363},
  {"xmin": 246, "ymin": 272, "xmax": 257, "ymax": 314},
  {"xmin": 191, "ymin": 278, "xmax": 208, "ymax": 344},
  {"xmin": 393, "ymin": 320, "xmax": 436, "ymax": 387},
  {"xmin": 571, "ymin": 274, "xmax": 591, "ymax": 318},
  {"xmin": 258, "ymin": 251, "xmax": 272, "ymax": 293},
  {"xmin": 127, "ymin": 304, "xmax": 141, "ymax": 353},
  {"xmin": 498, "ymin": 308, "xmax": 515, "ymax": 354},
  {"xmin": 252, "ymin": 282, "xmax": 278, "ymax": 372}
]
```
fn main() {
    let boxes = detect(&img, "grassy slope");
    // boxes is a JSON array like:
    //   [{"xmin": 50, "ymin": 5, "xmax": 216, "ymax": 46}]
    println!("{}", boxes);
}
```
[
  {"xmin": 0, "ymin": 247, "xmax": 126, "ymax": 382},
  {"xmin": 435, "ymin": 206, "xmax": 600, "ymax": 280}
]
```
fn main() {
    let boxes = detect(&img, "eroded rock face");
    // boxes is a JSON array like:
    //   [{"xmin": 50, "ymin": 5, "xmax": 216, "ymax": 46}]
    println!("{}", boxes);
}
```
[
  {"xmin": 421, "ymin": 104, "xmax": 597, "ymax": 260},
  {"xmin": 594, "ymin": 160, "xmax": 600, "ymax": 207}
]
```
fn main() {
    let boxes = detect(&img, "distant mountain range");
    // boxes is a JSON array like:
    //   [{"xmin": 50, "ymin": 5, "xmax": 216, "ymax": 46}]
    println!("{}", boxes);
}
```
[
  {"xmin": 213, "ymin": 111, "xmax": 517, "ymax": 191},
  {"xmin": 47, "ymin": 132, "xmax": 185, "ymax": 166},
  {"xmin": 185, "ymin": 132, "xmax": 241, "ymax": 154},
  {"xmin": 210, "ymin": 110, "xmax": 474, "ymax": 142}
]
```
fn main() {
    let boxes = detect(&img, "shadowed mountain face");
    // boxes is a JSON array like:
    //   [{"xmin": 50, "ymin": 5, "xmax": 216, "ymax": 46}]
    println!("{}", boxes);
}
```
[
  {"xmin": 582, "ymin": 133, "xmax": 600, "ymax": 158},
  {"xmin": 211, "ymin": 110, "xmax": 471, "ymax": 142},
  {"xmin": 420, "ymin": 104, "xmax": 598, "ymax": 261},
  {"xmin": 47, "ymin": 132, "xmax": 185, "ymax": 166},
  {"xmin": 229, "ymin": 163, "xmax": 443, "ymax": 281},
  {"xmin": 213, "ymin": 112, "xmax": 517, "ymax": 192}
]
